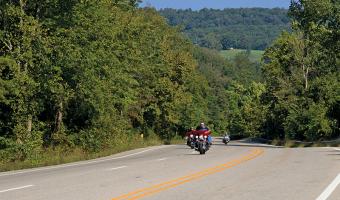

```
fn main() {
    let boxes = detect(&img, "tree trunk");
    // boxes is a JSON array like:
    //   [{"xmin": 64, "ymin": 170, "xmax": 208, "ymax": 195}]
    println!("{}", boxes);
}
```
[
  {"xmin": 302, "ymin": 33, "xmax": 309, "ymax": 91},
  {"xmin": 54, "ymin": 102, "xmax": 63, "ymax": 133},
  {"xmin": 302, "ymin": 63, "xmax": 309, "ymax": 90},
  {"xmin": 27, "ymin": 115, "xmax": 32, "ymax": 132},
  {"xmin": 305, "ymin": 66, "xmax": 309, "ymax": 90},
  {"xmin": 19, "ymin": 0, "xmax": 28, "ymax": 10}
]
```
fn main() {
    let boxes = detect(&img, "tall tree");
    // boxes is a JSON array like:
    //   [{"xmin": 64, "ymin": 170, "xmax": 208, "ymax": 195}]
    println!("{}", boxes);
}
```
[{"xmin": 261, "ymin": 0, "xmax": 340, "ymax": 141}]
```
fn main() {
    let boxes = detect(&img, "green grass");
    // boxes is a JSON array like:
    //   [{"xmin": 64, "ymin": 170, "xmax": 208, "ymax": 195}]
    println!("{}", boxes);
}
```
[
  {"xmin": 0, "ymin": 138, "xmax": 163, "ymax": 172},
  {"xmin": 219, "ymin": 49, "xmax": 264, "ymax": 62},
  {"xmin": 271, "ymin": 140, "xmax": 340, "ymax": 148},
  {"xmin": 0, "ymin": 135, "xmax": 189, "ymax": 172}
]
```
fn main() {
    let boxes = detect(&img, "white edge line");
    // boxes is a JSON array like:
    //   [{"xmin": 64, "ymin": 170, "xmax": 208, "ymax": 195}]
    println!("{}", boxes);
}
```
[
  {"xmin": 0, "ymin": 185, "xmax": 34, "ymax": 193},
  {"xmin": 316, "ymin": 173, "xmax": 340, "ymax": 200},
  {"xmin": 107, "ymin": 166, "xmax": 127, "ymax": 171},
  {"xmin": 157, "ymin": 158, "xmax": 167, "ymax": 161},
  {"xmin": 0, "ymin": 145, "xmax": 171, "ymax": 177},
  {"xmin": 333, "ymin": 148, "xmax": 340, "ymax": 151}
]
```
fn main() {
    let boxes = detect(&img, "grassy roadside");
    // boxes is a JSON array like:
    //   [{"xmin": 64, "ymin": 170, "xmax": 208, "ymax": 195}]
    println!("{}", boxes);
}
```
[
  {"xmin": 168, "ymin": 136, "xmax": 186, "ymax": 145},
  {"xmin": 0, "ymin": 136, "xmax": 188, "ymax": 172},
  {"xmin": 245, "ymin": 137, "xmax": 339, "ymax": 148},
  {"xmin": 0, "ymin": 138, "xmax": 165, "ymax": 172},
  {"xmin": 270, "ymin": 139, "xmax": 340, "ymax": 148}
]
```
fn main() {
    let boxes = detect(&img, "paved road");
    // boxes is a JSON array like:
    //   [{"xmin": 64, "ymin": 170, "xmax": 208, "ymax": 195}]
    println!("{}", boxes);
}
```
[{"xmin": 0, "ymin": 139, "xmax": 339, "ymax": 200}]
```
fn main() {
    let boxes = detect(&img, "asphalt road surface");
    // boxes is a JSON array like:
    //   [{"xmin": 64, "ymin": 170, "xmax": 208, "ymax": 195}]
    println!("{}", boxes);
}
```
[{"xmin": 0, "ymin": 138, "xmax": 339, "ymax": 200}]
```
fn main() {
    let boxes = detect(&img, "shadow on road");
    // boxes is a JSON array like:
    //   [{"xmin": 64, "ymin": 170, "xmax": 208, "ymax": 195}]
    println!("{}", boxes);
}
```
[
  {"xmin": 183, "ymin": 153, "xmax": 202, "ymax": 156},
  {"xmin": 221, "ymin": 143, "xmax": 282, "ymax": 149},
  {"xmin": 174, "ymin": 139, "xmax": 284, "ymax": 150},
  {"xmin": 212, "ymin": 141, "xmax": 283, "ymax": 149},
  {"xmin": 327, "ymin": 153, "xmax": 340, "ymax": 156},
  {"xmin": 175, "ymin": 147, "xmax": 192, "ymax": 150}
]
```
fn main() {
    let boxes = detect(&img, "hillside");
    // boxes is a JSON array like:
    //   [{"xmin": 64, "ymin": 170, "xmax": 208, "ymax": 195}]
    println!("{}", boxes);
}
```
[{"xmin": 159, "ymin": 8, "xmax": 291, "ymax": 50}]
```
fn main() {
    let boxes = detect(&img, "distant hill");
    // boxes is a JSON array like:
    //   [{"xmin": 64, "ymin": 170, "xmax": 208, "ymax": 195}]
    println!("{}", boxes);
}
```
[{"xmin": 158, "ymin": 8, "xmax": 291, "ymax": 50}]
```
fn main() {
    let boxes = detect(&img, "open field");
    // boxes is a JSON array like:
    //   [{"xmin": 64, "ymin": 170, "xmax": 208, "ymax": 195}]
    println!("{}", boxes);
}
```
[{"xmin": 219, "ymin": 49, "xmax": 264, "ymax": 62}]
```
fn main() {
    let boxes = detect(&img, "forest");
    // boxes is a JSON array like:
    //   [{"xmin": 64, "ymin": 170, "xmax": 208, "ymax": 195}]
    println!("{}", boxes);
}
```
[
  {"xmin": 0, "ymin": 0, "xmax": 339, "ymax": 168},
  {"xmin": 158, "ymin": 8, "xmax": 291, "ymax": 50}
]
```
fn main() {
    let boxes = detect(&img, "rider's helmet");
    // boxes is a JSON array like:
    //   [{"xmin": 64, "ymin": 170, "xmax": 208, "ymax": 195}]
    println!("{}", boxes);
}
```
[{"xmin": 200, "ymin": 122, "xmax": 205, "ymax": 127}]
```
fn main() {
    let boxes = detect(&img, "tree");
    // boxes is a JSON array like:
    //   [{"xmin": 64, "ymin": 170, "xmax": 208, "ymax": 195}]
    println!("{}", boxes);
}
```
[{"xmin": 260, "ymin": 0, "xmax": 340, "ymax": 141}]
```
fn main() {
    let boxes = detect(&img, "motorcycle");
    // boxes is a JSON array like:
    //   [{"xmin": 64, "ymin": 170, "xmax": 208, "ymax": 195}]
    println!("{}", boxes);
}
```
[
  {"xmin": 222, "ymin": 134, "xmax": 230, "ymax": 145},
  {"xmin": 194, "ymin": 130, "xmax": 211, "ymax": 154},
  {"xmin": 186, "ymin": 132, "xmax": 196, "ymax": 149}
]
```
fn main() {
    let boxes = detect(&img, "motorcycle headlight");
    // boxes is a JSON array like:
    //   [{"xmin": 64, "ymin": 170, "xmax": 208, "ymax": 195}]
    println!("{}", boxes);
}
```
[
  {"xmin": 199, "ymin": 135, "xmax": 204, "ymax": 139},
  {"xmin": 195, "ymin": 135, "xmax": 199, "ymax": 139},
  {"xmin": 190, "ymin": 134, "xmax": 193, "ymax": 138},
  {"xmin": 204, "ymin": 135, "xmax": 207, "ymax": 139}
]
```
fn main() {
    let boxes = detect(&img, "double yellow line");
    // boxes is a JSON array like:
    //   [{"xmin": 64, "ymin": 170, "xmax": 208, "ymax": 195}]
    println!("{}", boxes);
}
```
[{"xmin": 112, "ymin": 148, "xmax": 264, "ymax": 200}]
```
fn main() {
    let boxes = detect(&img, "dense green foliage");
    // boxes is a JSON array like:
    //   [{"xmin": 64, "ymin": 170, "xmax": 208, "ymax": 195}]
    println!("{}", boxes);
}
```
[
  {"xmin": 192, "ymin": 46, "xmax": 263, "ymax": 135},
  {"xmin": 186, "ymin": 0, "xmax": 340, "ymax": 142},
  {"xmin": 158, "ymin": 8, "xmax": 291, "ymax": 50},
  {"xmin": 259, "ymin": 0, "xmax": 340, "ymax": 141},
  {"xmin": 0, "ymin": 0, "xmax": 210, "ymax": 162}
]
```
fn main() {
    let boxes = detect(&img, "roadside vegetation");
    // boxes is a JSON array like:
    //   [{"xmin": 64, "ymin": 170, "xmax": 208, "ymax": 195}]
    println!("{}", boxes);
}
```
[
  {"xmin": 0, "ymin": 0, "xmax": 209, "ymax": 171},
  {"xmin": 0, "ymin": 136, "xmax": 162, "ymax": 172},
  {"xmin": 0, "ymin": 0, "xmax": 339, "ymax": 171}
]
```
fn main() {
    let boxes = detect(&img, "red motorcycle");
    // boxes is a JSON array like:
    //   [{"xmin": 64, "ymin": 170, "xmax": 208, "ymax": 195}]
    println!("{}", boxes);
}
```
[{"xmin": 186, "ymin": 129, "xmax": 211, "ymax": 154}]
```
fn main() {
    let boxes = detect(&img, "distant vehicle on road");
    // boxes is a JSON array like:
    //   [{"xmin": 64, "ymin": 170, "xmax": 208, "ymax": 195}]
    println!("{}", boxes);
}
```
[{"xmin": 222, "ymin": 133, "xmax": 230, "ymax": 145}]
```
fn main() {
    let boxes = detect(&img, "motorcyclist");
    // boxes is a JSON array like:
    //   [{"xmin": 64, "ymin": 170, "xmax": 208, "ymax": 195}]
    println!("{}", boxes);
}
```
[
  {"xmin": 223, "ymin": 132, "xmax": 230, "ymax": 144},
  {"xmin": 196, "ymin": 122, "xmax": 209, "ymax": 131},
  {"xmin": 185, "ymin": 127, "xmax": 196, "ymax": 147},
  {"xmin": 196, "ymin": 122, "xmax": 212, "ymax": 145}
]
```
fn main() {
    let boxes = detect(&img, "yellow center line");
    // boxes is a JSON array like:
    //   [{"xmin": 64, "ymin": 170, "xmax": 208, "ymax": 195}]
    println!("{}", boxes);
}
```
[
  {"xmin": 112, "ymin": 159, "xmax": 241, "ymax": 199},
  {"xmin": 112, "ymin": 148, "xmax": 264, "ymax": 200}
]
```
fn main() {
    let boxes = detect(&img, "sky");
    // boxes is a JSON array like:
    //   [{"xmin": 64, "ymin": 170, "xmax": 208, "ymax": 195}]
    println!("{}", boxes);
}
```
[{"xmin": 140, "ymin": 0, "xmax": 290, "ymax": 10}]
